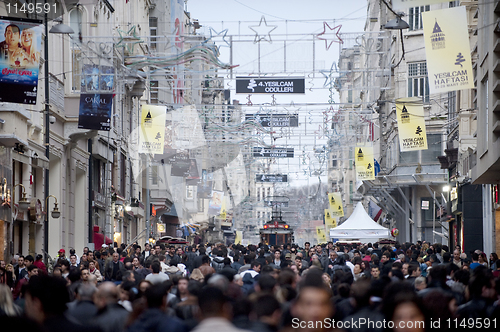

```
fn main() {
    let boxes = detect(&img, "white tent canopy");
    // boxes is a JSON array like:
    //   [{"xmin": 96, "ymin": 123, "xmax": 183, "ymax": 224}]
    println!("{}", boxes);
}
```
[{"xmin": 329, "ymin": 202, "xmax": 390, "ymax": 239}]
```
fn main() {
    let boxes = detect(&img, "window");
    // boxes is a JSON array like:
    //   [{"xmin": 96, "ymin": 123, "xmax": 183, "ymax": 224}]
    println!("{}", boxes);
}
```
[
  {"xmin": 449, "ymin": 1, "xmax": 459, "ymax": 7},
  {"xmin": 481, "ymin": 77, "xmax": 488, "ymax": 153},
  {"xmin": 408, "ymin": 62, "xmax": 429, "ymax": 102},
  {"xmin": 149, "ymin": 17, "xmax": 158, "ymax": 51},
  {"xmin": 447, "ymin": 91, "xmax": 457, "ymax": 133},
  {"xmin": 120, "ymin": 153, "xmax": 126, "ymax": 195},
  {"xmin": 331, "ymin": 154, "xmax": 337, "ymax": 168},
  {"xmin": 408, "ymin": 6, "xmax": 430, "ymax": 31}
]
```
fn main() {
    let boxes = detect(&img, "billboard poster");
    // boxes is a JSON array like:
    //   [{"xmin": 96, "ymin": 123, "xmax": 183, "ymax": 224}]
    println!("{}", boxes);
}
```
[
  {"xmin": 246, "ymin": 113, "xmax": 299, "ymax": 127},
  {"xmin": 81, "ymin": 64, "xmax": 114, "ymax": 93},
  {"xmin": 197, "ymin": 169, "xmax": 213, "ymax": 198},
  {"xmin": 355, "ymin": 146, "xmax": 375, "ymax": 181},
  {"xmin": 0, "ymin": 17, "xmax": 43, "ymax": 105},
  {"xmin": 252, "ymin": 147, "xmax": 294, "ymax": 158},
  {"xmin": 139, "ymin": 104, "xmax": 166, "ymax": 154},
  {"xmin": 328, "ymin": 192, "xmax": 344, "ymax": 217},
  {"xmin": 256, "ymin": 174, "xmax": 288, "ymax": 183},
  {"xmin": 236, "ymin": 77, "xmax": 305, "ymax": 94},
  {"xmin": 396, "ymin": 97, "xmax": 428, "ymax": 152},
  {"xmin": 422, "ymin": 6, "xmax": 474, "ymax": 94},
  {"xmin": 208, "ymin": 190, "xmax": 224, "ymax": 216},
  {"xmin": 77, "ymin": 93, "xmax": 113, "ymax": 131}
]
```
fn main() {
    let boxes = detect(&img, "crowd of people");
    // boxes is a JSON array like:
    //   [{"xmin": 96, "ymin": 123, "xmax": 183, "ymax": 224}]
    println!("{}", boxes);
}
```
[{"xmin": 1, "ymin": 240, "xmax": 500, "ymax": 331}]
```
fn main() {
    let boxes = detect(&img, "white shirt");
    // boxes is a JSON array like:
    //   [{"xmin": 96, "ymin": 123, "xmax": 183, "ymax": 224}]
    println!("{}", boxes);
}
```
[{"xmin": 145, "ymin": 272, "xmax": 170, "ymax": 284}]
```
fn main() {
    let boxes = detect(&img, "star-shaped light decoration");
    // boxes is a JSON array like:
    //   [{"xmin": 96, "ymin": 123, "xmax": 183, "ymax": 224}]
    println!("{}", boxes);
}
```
[
  {"xmin": 202, "ymin": 27, "xmax": 230, "ymax": 55},
  {"xmin": 249, "ymin": 16, "xmax": 277, "ymax": 43},
  {"xmin": 316, "ymin": 22, "xmax": 343, "ymax": 50},
  {"xmin": 115, "ymin": 26, "xmax": 143, "ymax": 54},
  {"xmin": 284, "ymin": 101, "xmax": 301, "ymax": 114},
  {"xmin": 319, "ymin": 61, "xmax": 338, "ymax": 87}
]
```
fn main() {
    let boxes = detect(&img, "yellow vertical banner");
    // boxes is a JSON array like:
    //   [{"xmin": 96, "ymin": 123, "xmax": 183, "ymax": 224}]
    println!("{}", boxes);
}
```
[
  {"xmin": 139, "ymin": 105, "xmax": 166, "ymax": 154},
  {"xmin": 218, "ymin": 196, "xmax": 227, "ymax": 220},
  {"xmin": 235, "ymin": 231, "xmax": 242, "ymax": 245},
  {"xmin": 328, "ymin": 192, "xmax": 344, "ymax": 217},
  {"xmin": 355, "ymin": 146, "xmax": 375, "ymax": 181},
  {"xmin": 316, "ymin": 226, "xmax": 327, "ymax": 243},
  {"xmin": 325, "ymin": 209, "xmax": 337, "ymax": 229},
  {"xmin": 422, "ymin": 6, "xmax": 474, "ymax": 94},
  {"xmin": 396, "ymin": 97, "xmax": 428, "ymax": 152}
]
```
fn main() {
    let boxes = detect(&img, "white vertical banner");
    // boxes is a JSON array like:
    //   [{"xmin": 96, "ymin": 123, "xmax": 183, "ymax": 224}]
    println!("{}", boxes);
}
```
[{"xmin": 422, "ymin": 6, "xmax": 474, "ymax": 94}]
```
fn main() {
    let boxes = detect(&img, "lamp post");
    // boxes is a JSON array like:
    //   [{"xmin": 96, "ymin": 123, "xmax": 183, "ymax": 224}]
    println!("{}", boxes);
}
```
[
  {"xmin": 13, "ymin": 184, "xmax": 30, "ymax": 211},
  {"xmin": 43, "ymin": 13, "xmax": 73, "ymax": 263}
]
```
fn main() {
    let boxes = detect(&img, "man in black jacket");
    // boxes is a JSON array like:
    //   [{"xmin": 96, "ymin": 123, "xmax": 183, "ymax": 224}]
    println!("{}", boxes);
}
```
[{"xmin": 105, "ymin": 252, "xmax": 124, "ymax": 282}]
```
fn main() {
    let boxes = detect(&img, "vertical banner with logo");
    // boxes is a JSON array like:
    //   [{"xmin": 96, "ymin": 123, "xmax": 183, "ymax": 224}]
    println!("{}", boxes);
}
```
[
  {"xmin": 422, "ymin": 6, "xmax": 474, "ymax": 94},
  {"xmin": 139, "ymin": 105, "xmax": 166, "ymax": 154},
  {"xmin": 396, "ymin": 97, "xmax": 428, "ymax": 152},
  {"xmin": 325, "ymin": 209, "xmax": 337, "ymax": 229},
  {"xmin": 78, "ymin": 94, "xmax": 113, "ymax": 130},
  {"xmin": 316, "ymin": 226, "xmax": 327, "ymax": 243},
  {"xmin": 0, "ymin": 17, "xmax": 43, "ymax": 104},
  {"xmin": 355, "ymin": 146, "xmax": 375, "ymax": 181},
  {"xmin": 328, "ymin": 192, "xmax": 344, "ymax": 217},
  {"xmin": 235, "ymin": 231, "xmax": 243, "ymax": 245}
]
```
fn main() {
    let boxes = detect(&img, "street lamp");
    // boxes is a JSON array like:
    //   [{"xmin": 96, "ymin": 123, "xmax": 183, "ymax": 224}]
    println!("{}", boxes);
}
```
[
  {"xmin": 13, "ymin": 184, "xmax": 30, "ymax": 211},
  {"xmin": 43, "ymin": 16, "xmax": 74, "ymax": 263},
  {"xmin": 45, "ymin": 195, "xmax": 60, "ymax": 219}
]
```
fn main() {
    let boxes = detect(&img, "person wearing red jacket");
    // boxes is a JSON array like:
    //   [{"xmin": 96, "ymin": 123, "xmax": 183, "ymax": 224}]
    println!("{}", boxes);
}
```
[{"xmin": 33, "ymin": 254, "xmax": 47, "ymax": 274}]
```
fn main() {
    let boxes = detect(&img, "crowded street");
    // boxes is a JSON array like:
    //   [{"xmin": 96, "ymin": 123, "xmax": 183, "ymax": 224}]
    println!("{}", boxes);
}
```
[{"xmin": 1, "ymin": 0, "xmax": 500, "ymax": 331}]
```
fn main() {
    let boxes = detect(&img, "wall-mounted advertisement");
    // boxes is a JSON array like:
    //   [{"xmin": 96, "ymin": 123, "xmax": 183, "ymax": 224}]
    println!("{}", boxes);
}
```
[
  {"xmin": 78, "ymin": 94, "xmax": 113, "ymax": 131},
  {"xmin": 0, "ymin": 17, "xmax": 43, "ymax": 105}
]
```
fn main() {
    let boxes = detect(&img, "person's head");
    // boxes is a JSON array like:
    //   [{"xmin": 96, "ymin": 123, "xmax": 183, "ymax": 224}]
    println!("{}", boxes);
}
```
[
  {"xmin": 304, "ymin": 242, "xmax": 310, "ymax": 250},
  {"xmin": 94, "ymin": 282, "xmax": 119, "ymax": 309},
  {"xmin": 138, "ymin": 280, "xmax": 152, "ymax": 294},
  {"xmin": 371, "ymin": 266, "xmax": 380, "ymax": 279},
  {"xmin": 81, "ymin": 268, "xmax": 90, "ymax": 282},
  {"xmin": 381, "ymin": 251, "xmax": 391, "ymax": 263},
  {"xmin": 402, "ymin": 263, "xmax": 409, "ymax": 276},
  {"xmin": 353, "ymin": 263, "xmax": 362, "ymax": 275},
  {"xmin": 151, "ymin": 261, "xmax": 161, "ymax": 274},
  {"xmin": 18, "ymin": 255, "xmax": 25, "ymax": 267},
  {"xmin": 112, "ymin": 252, "xmax": 119, "ymax": 262},
  {"xmin": 25, "ymin": 275, "xmax": 70, "ymax": 323},
  {"xmin": 274, "ymin": 250, "xmax": 281, "ymax": 260},
  {"xmin": 453, "ymin": 249, "xmax": 461, "ymax": 261},
  {"xmin": 293, "ymin": 269, "xmax": 333, "ymax": 323},
  {"xmin": 70, "ymin": 255, "xmax": 77, "ymax": 265},
  {"xmin": 251, "ymin": 260, "xmax": 262, "ymax": 273},
  {"xmin": 25, "ymin": 255, "xmax": 34, "ymax": 267},
  {"xmin": 253, "ymin": 294, "xmax": 281, "ymax": 326},
  {"xmin": 414, "ymin": 276, "xmax": 427, "ymax": 291},
  {"xmin": 329, "ymin": 250, "xmax": 338, "ymax": 260},
  {"xmin": 21, "ymin": 28, "xmax": 34, "ymax": 49},
  {"xmin": 176, "ymin": 247, "xmax": 183, "ymax": 256},
  {"xmin": 132, "ymin": 257, "xmax": 140, "ymax": 267},
  {"xmin": 177, "ymin": 277, "xmax": 189, "ymax": 296},
  {"xmin": 80, "ymin": 253, "xmax": 87, "ymax": 262},
  {"xmin": 27, "ymin": 264, "xmax": 39, "ymax": 278},
  {"xmin": 4, "ymin": 24, "xmax": 20, "ymax": 48},
  {"xmin": 89, "ymin": 260, "xmax": 97, "ymax": 270},
  {"xmin": 198, "ymin": 286, "xmax": 230, "ymax": 319}
]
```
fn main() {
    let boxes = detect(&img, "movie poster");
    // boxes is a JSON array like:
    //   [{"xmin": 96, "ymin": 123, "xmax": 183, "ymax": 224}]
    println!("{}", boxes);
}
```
[
  {"xmin": 0, "ymin": 17, "xmax": 43, "ymax": 105},
  {"xmin": 77, "ymin": 93, "xmax": 113, "ymax": 131}
]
